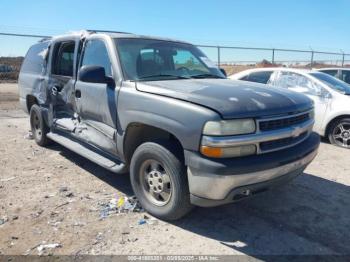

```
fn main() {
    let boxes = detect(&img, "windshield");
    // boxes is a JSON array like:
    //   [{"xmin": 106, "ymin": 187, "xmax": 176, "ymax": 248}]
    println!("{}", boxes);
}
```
[
  {"xmin": 115, "ymin": 38, "xmax": 225, "ymax": 81},
  {"xmin": 310, "ymin": 72, "xmax": 350, "ymax": 94}
]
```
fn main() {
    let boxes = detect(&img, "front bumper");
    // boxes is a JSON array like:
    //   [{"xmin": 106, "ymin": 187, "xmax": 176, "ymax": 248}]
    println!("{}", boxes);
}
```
[{"xmin": 185, "ymin": 132, "xmax": 320, "ymax": 207}]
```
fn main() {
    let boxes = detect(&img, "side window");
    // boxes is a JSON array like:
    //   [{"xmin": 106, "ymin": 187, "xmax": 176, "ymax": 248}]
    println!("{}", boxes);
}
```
[
  {"xmin": 81, "ymin": 40, "xmax": 112, "ymax": 76},
  {"xmin": 321, "ymin": 70, "xmax": 338, "ymax": 77},
  {"xmin": 21, "ymin": 42, "xmax": 49, "ymax": 74},
  {"xmin": 52, "ymin": 41, "xmax": 75, "ymax": 77},
  {"xmin": 275, "ymin": 72, "xmax": 321, "ymax": 96},
  {"xmin": 239, "ymin": 74, "xmax": 250, "ymax": 81},
  {"xmin": 341, "ymin": 70, "xmax": 350, "ymax": 84},
  {"xmin": 247, "ymin": 71, "xmax": 273, "ymax": 84}
]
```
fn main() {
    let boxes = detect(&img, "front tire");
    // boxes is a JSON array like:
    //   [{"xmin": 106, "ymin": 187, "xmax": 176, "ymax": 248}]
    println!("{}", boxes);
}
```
[
  {"xmin": 328, "ymin": 118, "xmax": 350, "ymax": 149},
  {"xmin": 30, "ymin": 104, "xmax": 51, "ymax": 147},
  {"xmin": 130, "ymin": 142, "xmax": 193, "ymax": 220}
]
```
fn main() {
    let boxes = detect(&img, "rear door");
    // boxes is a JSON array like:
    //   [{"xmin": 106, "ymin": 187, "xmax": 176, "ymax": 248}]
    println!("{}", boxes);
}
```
[{"xmin": 48, "ymin": 37, "xmax": 79, "ymax": 117}]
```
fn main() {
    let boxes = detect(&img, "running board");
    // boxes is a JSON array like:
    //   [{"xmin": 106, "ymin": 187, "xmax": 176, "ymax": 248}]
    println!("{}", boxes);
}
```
[{"xmin": 47, "ymin": 132, "xmax": 127, "ymax": 174}]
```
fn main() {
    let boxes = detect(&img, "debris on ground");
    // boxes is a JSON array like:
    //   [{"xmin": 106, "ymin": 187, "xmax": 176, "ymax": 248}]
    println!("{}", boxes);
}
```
[
  {"xmin": 138, "ymin": 219, "xmax": 147, "ymax": 225},
  {"xmin": 37, "ymin": 243, "xmax": 62, "ymax": 255},
  {"xmin": 0, "ymin": 176, "xmax": 16, "ymax": 182},
  {"xmin": 24, "ymin": 131, "xmax": 34, "ymax": 140},
  {"xmin": 0, "ymin": 217, "xmax": 8, "ymax": 226},
  {"xmin": 138, "ymin": 215, "xmax": 159, "ymax": 226},
  {"xmin": 31, "ymin": 209, "xmax": 43, "ymax": 218},
  {"xmin": 59, "ymin": 186, "xmax": 74, "ymax": 198},
  {"xmin": 73, "ymin": 221, "xmax": 86, "ymax": 227},
  {"xmin": 99, "ymin": 195, "xmax": 143, "ymax": 219},
  {"xmin": 59, "ymin": 186, "xmax": 68, "ymax": 193}
]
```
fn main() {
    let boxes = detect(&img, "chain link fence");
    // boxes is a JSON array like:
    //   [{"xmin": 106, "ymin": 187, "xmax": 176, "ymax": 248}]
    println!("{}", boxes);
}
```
[{"xmin": 1, "ymin": 33, "xmax": 350, "ymax": 83}]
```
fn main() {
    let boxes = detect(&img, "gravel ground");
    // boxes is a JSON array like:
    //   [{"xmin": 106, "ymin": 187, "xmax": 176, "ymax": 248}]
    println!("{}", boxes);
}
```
[{"xmin": 0, "ymin": 84, "xmax": 349, "ymax": 257}]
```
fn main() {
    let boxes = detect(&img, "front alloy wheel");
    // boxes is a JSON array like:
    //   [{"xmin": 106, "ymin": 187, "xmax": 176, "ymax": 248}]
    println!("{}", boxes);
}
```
[{"xmin": 329, "ymin": 118, "xmax": 350, "ymax": 148}]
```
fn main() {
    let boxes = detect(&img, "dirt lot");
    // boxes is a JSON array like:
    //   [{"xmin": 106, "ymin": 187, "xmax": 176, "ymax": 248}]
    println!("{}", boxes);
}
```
[{"xmin": 0, "ymin": 84, "xmax": 349, "ymax": 257}]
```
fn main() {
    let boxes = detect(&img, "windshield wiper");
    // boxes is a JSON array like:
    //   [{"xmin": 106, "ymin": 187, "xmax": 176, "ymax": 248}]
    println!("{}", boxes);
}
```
[
  {"xmin": 190, "ymin": 73, "xmax": 225, "ymax": 79},
  {"xmin": 137, "ymin": 74, "xmax": 190, "ymax": 81}
]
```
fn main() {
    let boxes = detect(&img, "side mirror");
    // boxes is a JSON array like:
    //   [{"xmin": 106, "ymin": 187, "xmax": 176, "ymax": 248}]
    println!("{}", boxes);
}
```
[
  {"xmin": 79, "ymin": 65, "xmax": 114, "ymax": 85},
  {"xmin": 219, "ymin": 68, "xmax": 227, "ymax": 77}
]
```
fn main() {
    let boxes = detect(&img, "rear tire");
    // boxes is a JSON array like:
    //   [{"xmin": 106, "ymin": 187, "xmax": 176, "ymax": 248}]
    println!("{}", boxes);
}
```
[
  {"xmin": 328, "ymin": 118, "xmax": 350, "ymax": 149},
  {"xmin": 30, "ymin": 104, "xmax": 51, "ymax": 147},
  {"xmin": 130, "ymin": 142, "xmax": 193, "ymax": 220}
]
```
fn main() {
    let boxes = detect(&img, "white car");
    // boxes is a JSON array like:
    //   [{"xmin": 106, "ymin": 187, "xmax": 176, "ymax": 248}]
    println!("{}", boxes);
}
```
[
  {"xmin": 316, "ymin": 67, "xmax": 350, "ymax": 84},
  {"xmin": 229, "ymin": 68, "xmax": 350, "ymax": 148}
]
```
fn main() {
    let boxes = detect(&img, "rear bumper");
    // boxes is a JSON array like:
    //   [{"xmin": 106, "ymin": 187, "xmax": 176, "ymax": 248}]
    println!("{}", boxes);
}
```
[{"xmin": 185, "ymin": 132, "xmax": 320, "ymax": 207}]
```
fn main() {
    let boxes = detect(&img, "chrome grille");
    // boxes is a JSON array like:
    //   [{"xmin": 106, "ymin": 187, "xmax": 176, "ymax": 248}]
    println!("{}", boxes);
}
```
[
  {"xmin": 260, "ymin": 131, "xmax": 308, "ymax": 152},
  {"xmin": 259, "ymin": 113, "xmax": 310, "ymax": 131}
]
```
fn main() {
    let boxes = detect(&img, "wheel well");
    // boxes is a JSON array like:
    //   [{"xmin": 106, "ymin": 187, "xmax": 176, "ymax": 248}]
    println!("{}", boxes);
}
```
[
  {"xmin": 26, "ymin": 95, "xmax": 38, "ymax": 112},
  {"xmin": 123, "ymin": 123, "xmax": 184, "ymax": 165},
  {"xmin": 325, "ymin": 115, "xmax": 350, "ymax": 136}
]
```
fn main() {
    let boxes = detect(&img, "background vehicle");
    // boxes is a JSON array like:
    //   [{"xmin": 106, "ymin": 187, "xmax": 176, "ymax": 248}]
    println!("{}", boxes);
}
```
[
  {"xmin": 18, "ymin": 31, "xmax": 319, "ymax": 220},
  {"xmin": 316, "ymin": 68, "xmax": 350, "ymax": 84},
  {"xmin": 230, "ymin": 68, "xmax": 350, "ymax": 148}
]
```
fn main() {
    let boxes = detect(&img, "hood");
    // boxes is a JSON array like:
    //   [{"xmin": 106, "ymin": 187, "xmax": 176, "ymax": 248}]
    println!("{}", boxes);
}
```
[{"xmin": 136, "ymin": 79, "xmax": 313, "ymax": 119}]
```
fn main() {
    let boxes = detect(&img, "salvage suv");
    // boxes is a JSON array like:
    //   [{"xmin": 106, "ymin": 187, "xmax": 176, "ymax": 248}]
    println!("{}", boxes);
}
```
[{"xmin": 18, "ymin": 30, "xmax": 320, "ymax": 220}]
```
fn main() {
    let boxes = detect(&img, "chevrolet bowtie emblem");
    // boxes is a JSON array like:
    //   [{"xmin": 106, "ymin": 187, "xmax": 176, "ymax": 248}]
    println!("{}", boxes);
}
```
[{"xmin": 291, "ymin": 126, "xmax": 303, "ymax": 137}]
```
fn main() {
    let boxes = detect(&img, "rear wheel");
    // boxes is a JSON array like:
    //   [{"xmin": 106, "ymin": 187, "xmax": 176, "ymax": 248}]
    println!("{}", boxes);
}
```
[
  {"xmin": 328, "ymin": 118, "xmax": 350, "ymax": 149},
  {"xmin": 30, "ymin": 104, "xmax": 51, "ymax": 146},
  {"xmin": 130, "ymin": 142, "xmax": 193, "ymax": 220}
]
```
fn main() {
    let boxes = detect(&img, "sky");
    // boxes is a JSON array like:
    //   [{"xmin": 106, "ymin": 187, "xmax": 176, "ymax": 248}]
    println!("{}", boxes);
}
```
[{"xmin": 1, "ymin": 0, "xmax": 350, "ymax": 63}]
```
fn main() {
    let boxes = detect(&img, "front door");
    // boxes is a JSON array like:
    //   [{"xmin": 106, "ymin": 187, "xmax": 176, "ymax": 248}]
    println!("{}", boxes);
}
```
[{"xmin": 74, "ymin": 38, "xmax": 118, "ymax": 153}]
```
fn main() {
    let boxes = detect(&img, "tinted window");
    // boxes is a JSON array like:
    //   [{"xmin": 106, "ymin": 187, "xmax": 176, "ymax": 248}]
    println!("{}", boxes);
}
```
[
  {"xmin": 21, "ymin": 42, "xmax": 49, "ymax": 74},
  {"xmin": 320, "ymin": 70, "xmax": 338, "ymax": 77},
  {"xmin": 341, "ymin": 70, "xmax": 350, "ymax": 84},
  {"xmin": 116, "ymin": 38, "xmax": 224, "ymax": 81},
  {"xmin": 247, "ymin": 71, "xmax": 273, "ymax": 84},
  {"xmin": 310, "ymin": 72, "xmax": 350, "ymax": 95},
  {"xmin": 52, "ymin": 41, "xmax": 75, "ymax": 76},
  {"xmin": 81, "ymin": 40, "xmax": 112, "ymax": 76}
]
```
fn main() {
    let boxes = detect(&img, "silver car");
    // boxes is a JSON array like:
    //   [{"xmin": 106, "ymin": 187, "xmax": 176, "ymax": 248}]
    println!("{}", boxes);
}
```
[{"xmin": 230, "ymin": 68, "xmax": 350, "ymax": 148}]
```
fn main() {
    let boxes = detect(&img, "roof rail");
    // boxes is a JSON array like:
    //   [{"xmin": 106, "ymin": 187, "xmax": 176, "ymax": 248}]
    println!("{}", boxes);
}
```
[
  {"xmin": 87, "ymin": 29, "xmax": 132, "ymax": 35},
  {"xmin": 38, "ymin": 37, "xmax": 52, "ymax": 42}
]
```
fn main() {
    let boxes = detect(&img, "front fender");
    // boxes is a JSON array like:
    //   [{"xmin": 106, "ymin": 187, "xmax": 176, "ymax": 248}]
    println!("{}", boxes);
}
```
[{"xmin": 117, "ymin": 85, "xmax": 220, "ymax": 152}]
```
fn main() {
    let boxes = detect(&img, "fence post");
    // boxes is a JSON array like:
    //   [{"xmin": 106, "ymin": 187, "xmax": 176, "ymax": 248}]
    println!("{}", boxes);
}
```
[
  {"xmin": 272, "ymin": 49, "xmax": 275, "ymax": 64},
  {"xmin": 217, "ymin": 46, "xmax": 221, "ymax": 67},
  {"xmin": 342, "ymin": 53, "xmax": 345, "ymax": 67},
  {"xmin": 310, "ymin": 51, "xmax": 314, "ymax": 68}
]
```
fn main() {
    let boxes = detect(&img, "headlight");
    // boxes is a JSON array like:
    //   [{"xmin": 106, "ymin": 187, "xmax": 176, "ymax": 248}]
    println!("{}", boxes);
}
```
[
  {"xmin": 203, "ymin": 119, "xmax": 256, "ymax": 136},
  {"xmin": 200, "ymin": 144, "xmax": 256, "ymax": 158}
]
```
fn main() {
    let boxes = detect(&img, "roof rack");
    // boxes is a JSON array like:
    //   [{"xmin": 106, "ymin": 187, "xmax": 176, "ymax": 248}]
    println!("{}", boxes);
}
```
[{"xmin": 87, "ymin": 29, "xmax": 132, "ymax": 35}]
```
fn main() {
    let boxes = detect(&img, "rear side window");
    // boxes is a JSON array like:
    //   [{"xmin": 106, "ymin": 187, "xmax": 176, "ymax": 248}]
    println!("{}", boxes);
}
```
[
  {"xmin": 320, "ymin": 70, "xmax": 338, "ymax": 77},
  {"xmin": 21, "ymin": 42, "xmax": 49, "ymax": 74},
  {"xmin": 240, "ymin": 71, "xmax": 273, "ymax": 84},
  {"xmin": 341, "ymin": 70, "xmax": 350, "ymax": 84},
  {"xmin": 52, "ymin": 41, "xmax": 75, "ymax": 77}
]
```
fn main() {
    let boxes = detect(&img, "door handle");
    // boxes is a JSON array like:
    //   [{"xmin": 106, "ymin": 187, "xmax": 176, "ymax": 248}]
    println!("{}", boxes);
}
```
[{"xmin": 75, "ymin": 90, "xmax": 81, "ymax": 98}]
